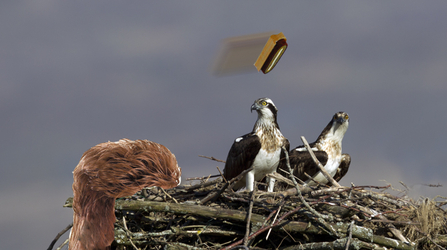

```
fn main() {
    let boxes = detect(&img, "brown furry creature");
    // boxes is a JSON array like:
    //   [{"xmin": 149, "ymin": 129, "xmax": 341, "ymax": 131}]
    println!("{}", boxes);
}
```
[{"xmin": 69, "ymin": 139, "xmax": 181, "ymax": 250}]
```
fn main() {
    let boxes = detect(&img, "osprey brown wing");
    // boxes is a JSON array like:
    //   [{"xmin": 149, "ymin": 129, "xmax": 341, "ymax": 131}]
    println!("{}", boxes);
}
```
[
  {"xmin": 223, "ymin": 133, "xmax": 261, "ymax": 181},
  {"xmin": 287, "ymin": 149, "xmax": 329, "ymax": 183},
  {"xmin": 333, "ymin": 153, "xmax": 351, "ymax": 182}
]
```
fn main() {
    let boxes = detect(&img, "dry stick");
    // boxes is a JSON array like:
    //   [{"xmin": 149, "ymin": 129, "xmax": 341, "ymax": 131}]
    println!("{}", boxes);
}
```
[
  {"xmin": 370, "ymin": 219, "xmax": 420, "ymax": 225},
  {"xmin": 281, "ymin": 146, "xmax": 336, "ymax": 226},
  {"xmin": 413, "ymin": 227, "xmax": 447, "ymax": 250},
  {"xmin": 204, "ymin": 174, "xmax": 212, "ymax": 183},
  {"xmin": 266, "ymin": 172, "xmax": 294, "ymax": 186},
  {"xmin": 376, "ymin": 213, "xmax": 409, "ymax": 244},
  {"xmin": 199, "ymin": 181, "xmax": 229, "ymax": 205},
  {"xmin": 300, "ymin": 136, "xmax": 341, "ymax": 187},
  {"xmin": 217, "ymin": 166, "xmax": 227, "ymax": 182},
  {"xmin": 281, "ymin": 238, "xmax": 378, "ymax": 250},
  {"xmin": 186, "ymin": 175, "xmax": 212, "ymax": 181},
  {"xmin": 159, "ymin": 187, "xmax": 178, "ymax": 204},
  {"xmin": 277, "ymin": 168, "xmax": 306, "ymax": 185},
  {"xmin": 199, "ymin": 155, "xmax": 226, "ymax": 163},
  {"xmin": 353, "ymin": 189, "xmax": 410, "ymax": 208},
  {"xmin": 349, "ymin": 197, "xmax": 410, "ymax": 241},
  {"xmin": 109, "ymin": 199, "xmax": 414, "ymax": 250},
  {"xmin": 345, "ymin": 220, "xmax": 354, "ymax": 250},
  {"xmin": 47, "ymin": 223, "xmax": 72, "ymax": 250},
  {"xmin": 56, "ymin": 239, "xmax": 69, "ymax": 250},
  {"xmin": 123, "ymin": 216, "xmax": 140, "ymax": 250},
  {"xmin": 244, "ymin": 190, "xmax": 255, "ymax": 246},
  {"xmin": 227, "ymin": 167, "xmax": 254, "ymax": 191},
  {"xmin": 182, "ymin": 177, "xmax": 222, "ymax": 191},
  {"xmin": 223, "ymin": 205, "xmax": 302, "ymax": 250},
  {"xmin": 304, "ymin": 172, "xmax": 325, "ymax": 186},
  {"xmin": 266, "ymin": 205, "xmax": 282, "ymax": 240},
  {"xmin": 200, "ymin": 167, "xmax": 253, "ymax": 205},
  {"xmin": 188, "ymin": 156, "xmax": 226, "ymax": 180},
  {"xmin": 352, "ymin": 203, "xmax": 413, "ymax": 246}
]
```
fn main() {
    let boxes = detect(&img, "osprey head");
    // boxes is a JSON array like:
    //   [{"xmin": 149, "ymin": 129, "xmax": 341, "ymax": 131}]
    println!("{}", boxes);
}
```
[
  {"xmin": 251, "ymin": 97, "xmax": 278, "ymax": 117},
  {"xmin": 331, "ymin": 111, "xmax": 349, "ymax": 135}
]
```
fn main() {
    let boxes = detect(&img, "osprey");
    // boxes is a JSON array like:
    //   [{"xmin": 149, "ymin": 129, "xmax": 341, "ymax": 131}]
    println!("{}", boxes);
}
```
[
  {"xmin": 223, "ymin": 97, "xmax": 289, "ymax": 192},
  {"xmin": 280, "ymin": 112, "xmax": 350, "ymax": 186}
]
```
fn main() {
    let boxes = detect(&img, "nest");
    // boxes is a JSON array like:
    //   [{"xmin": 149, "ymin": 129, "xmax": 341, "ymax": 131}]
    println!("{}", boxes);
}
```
[
  {"xmin": 52, "ymin": 140, "xmax": 446, "ymax": 250},
  {"xmin": 57, "ymin": 171, "xmax": 447, "ymax": 250}
]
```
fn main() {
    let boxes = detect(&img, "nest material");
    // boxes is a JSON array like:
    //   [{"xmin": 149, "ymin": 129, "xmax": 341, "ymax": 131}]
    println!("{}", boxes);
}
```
[{"xmin": 61, "ymin": 175, "xmax": 447, "ymax": 250}]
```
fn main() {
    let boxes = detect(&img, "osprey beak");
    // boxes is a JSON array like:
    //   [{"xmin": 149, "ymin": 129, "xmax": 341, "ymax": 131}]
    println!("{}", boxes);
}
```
[
  {"xmin": 336, "ymin": 117, "xmax": 345, "ymax": 124},
  {"xmin": 251, "ymin": 103, "xmax": 257, "ymax": 113},
  {"xmin": 333, "ymin": 120, "xmax": 342, "ymax": 133}
]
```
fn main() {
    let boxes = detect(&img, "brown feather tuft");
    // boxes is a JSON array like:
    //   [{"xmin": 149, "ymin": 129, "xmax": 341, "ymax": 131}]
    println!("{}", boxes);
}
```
[{"xmin": 69, "ymin": 139, "xmax": 181, "ymax": 250}]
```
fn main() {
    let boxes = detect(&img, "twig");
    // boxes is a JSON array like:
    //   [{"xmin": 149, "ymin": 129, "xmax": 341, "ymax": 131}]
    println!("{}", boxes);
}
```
[
  {"xmin": 281, "ymin": 146, "xmax": 337, "ymax": 229},
  {"xmin": 114, "ymin": 199, "xmax": 323, "ymax": 234},
  {"xmin": 345, "ymin": 220, "xmax": 354, "ymax": 250},
  {"xmin": 182, "ymin": 177, "xmax": 222, "ymax": 190},
  {"xmin": 229, "ymin": 246, "xmax": 249, "ymax": 250},
  {"xmin": 353, "ymin": 189, "xmax": 412, "ymax": 208},
  {"xmin": 199, "ymin": 181, "xmax": 230, "ymax": 205},
  {"xmin": 160, "ymin": 187, "xmax": 178, "ymax": 204},
  {"xmin": 370, "ymin": 219, "xmax": 420, "ymax": 225},
  {"xmin": 413, "ymin": 227, "xmax": 447, "ymax": 250},
  {"xmin": 281, "ymin": 238, "xmax": 378, "ymax": 250},
  {"xmin": 244, "ymin": 190, "xmax": 255, "ymax": 246},
  {"xmin": 217, "ymin": 166, "xmax": 227, "ymax": 182},
  {"xmin": 223, "ymin": 204, "xmax": 303, "ymax": 250},
  {"xmin": 266, "ymin": 204, "xmax": 282, "ymax": 240},
  {"xmin": 266, "ymin": 172, "xmax": 294, "ymax": 186},
  {"xmin": 123, "ymin": 216, "xmax": 140, "ymax": 250},
  {"xmin": 199, "ymin": 155, "xmax": 226, "ymax": 163},
  {"xmin": 198, "ymin": 167, "xmax": 254, "ymax": 204},
  {"xmin": 377, "ymin": 213, "xmax": 409, "ymax": 243},
  {"xmin": 47, "ymin": 223, "xmax": 72, "ymax": 250},
  {"xmin": 277, "ymin": 168, "xmax": 306, "ymax": 185},
  {"xmin": 300, "ymin": 136, "xmax": 341, "ymax": 187},
  {"xmin": 263, "ymin": 201, "xmax": 284, "ymax": 227},
  {"xmin": 186, "ymin": 175, "xmax": 212, "ymax": 181},
  {"xmin": 304, "ymin": 172, "xmax": 324, "ymax": 186},
  {"xmin": 227, "ymin": 167, "xmax": 254, "ymax": 191},
  {"xmin": 423, "ymin": 183, "xmax": 442, "ymax": 187},
  {"xmin": 56, "ymin": 238, "xmax": 69, "ymax": 250}
]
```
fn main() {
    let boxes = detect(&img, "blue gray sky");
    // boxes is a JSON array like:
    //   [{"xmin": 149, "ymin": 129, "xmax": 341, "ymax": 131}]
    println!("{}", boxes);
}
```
[{"xmin": 1, "ymin": 1, "xmax": 447, "ymax": 249}]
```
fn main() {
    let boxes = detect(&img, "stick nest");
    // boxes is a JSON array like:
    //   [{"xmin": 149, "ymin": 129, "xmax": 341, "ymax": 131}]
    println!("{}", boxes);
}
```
[{"xmin": 61, "ymin": 174, "xmax": 447, "ymax": 250}]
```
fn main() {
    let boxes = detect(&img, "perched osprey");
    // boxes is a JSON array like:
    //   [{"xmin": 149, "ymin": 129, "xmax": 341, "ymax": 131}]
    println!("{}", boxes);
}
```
[
  {"xmin": 223, "ymin": 97, "xmax": 289, "ymax": 192},
  {"xmin": 280, "ymin": 112, "xmax": 350, "ymax": 186}
]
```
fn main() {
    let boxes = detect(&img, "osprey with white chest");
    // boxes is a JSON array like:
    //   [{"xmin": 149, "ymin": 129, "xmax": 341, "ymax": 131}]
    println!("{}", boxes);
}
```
[
  {"xmin": 280, "ymin": 112, "xmax": 350, "ymax": 186},
  {"xmin": 223, "ymin": 98, "xmax": 290, "ymax": 192}
]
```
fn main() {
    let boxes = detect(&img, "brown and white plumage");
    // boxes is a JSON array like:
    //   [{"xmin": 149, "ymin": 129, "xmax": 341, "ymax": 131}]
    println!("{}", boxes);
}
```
[
  {"xmin": 69, "ymin": 139, "xmax": 181, "ymax": 250},
  {"xmin": 280, "ymin": 112, "xmax": 350, "ymax": 186},
  {"xmin": 223, "ymin": 98, "xmax": 289, "ymax": 192}
]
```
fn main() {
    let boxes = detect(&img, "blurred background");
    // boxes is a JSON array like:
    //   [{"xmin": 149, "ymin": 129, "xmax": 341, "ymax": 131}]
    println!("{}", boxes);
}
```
[{"xmin": 1, "ymin": 1, "xmax": 447, "ymax": 249}]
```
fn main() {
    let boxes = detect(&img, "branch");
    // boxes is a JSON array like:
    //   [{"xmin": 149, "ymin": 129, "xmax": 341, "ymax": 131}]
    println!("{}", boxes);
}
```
[
  {"xmin": 281, "ymin": 146, "xmax": 337, "ymax": 234},
  {"xmin": 300, "ymin": 136, "xmax": 341, "ymax": 187},
  {"xmin": 115, "ymin": 199, "xmax": 320, "ymax": 233},
  {"xmin": 244, "ymin": 190, "xmax": 255, "ymax": 246},
  {"xmin": 47, "ymin": 223, "xmax": 72, "ymax": 250},
  {"xmin": 64, "ymin": 198, "xmax": 416, "ymax": 250},
  {"xmin": 227, "ymin": 166, "xmax": 254, "ymax": 191},
  {"xmin": 281, "ymin": 238, "xmax": 377, "ymax": 250},
  {"xmin": 199, "ymin": 155, "xmax": 226, "ymax": 163}
]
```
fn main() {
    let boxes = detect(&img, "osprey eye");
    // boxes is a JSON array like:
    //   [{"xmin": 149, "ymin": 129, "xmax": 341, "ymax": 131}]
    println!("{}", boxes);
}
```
[
  {"xmin": 261, "ymin": 101, "xmax": 267, "ymax": 106},
  {"xmin": 345, "ymin": 115, "xmax": 349, "ymax": 120}
]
